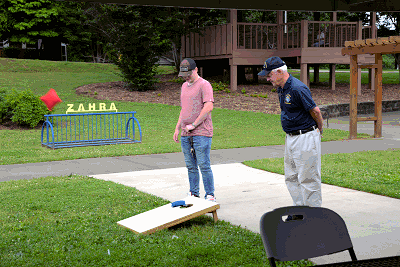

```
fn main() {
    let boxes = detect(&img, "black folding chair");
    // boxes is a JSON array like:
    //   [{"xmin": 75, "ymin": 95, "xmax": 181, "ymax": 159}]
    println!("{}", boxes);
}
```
[{"xmin": 260, "ymin": 206, "xmax": 357, "ymax": 267}]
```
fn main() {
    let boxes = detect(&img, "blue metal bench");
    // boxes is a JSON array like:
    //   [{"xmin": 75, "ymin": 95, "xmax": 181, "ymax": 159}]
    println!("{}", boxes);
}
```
[{"xmin": 41, "ymin": 112, "xmax": 142, "ymax": 149}]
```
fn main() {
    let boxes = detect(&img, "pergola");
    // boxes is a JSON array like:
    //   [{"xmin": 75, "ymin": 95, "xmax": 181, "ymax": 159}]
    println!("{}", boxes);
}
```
[{"xmin": 342, "ymin": 36, "xmax": 400, "ymax": 139}]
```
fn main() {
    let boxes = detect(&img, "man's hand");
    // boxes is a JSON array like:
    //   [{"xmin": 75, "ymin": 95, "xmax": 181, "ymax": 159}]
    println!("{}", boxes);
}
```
[
  {"xmin": 173, "ymin": 129, "xmax": 180, "ymax": 143},
  {"xmin": 185, "ymin": 124, "xmax": 196, "ymax": 132}
]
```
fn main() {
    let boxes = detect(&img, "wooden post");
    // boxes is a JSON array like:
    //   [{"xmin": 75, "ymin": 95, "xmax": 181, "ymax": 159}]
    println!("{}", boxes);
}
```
[
  {"xmin": 329, "ymin": 64, "xmax": 336, "ymax": 91},
  {"xmin": 371, "ymin": 12, "xmax": 377, "ymax": 39},
  {"xmin": 300, "ymin": 63, "xmax": 307, "ymax": 86},
  {"xmin": 301, "ymin": 20, "xmax": 308, "ymax": 48},
  {"xmin": 230, "ymin": 64, "xmax": 237, "ymax": 92},
  {"xmin": 252, "ymin": 66, "xmax": 259, "ymax": 83},
  {"xmin": 357, "ymin": 20, "xmax": 362, "ymax": 40},
  {"xmin": 231, "ymin": 9, "xmax": 237, "ymax": 51},
  {"xmin": 230, "ymin": 9, "xmax": 238, "ymax": 92},
  {"xmin": 277, "ymin": 11, "xmax": 283, "ymax": 50},
  {"xmin": 307, "ymin": 65, "xmax": 310, "ymax": 88},
  {"xmin": 369, "ymin": 68, "xmax": 375, "ymax": 91},
  {"xmin": 369, "ymin": 12, "xmax": 377, "ymax": 92},
  {"xmin": 374, "ymin": 53, "xmax": 383, "ymax": 138},
  {"xmin": 357, "ymin": 66, "xmax": 362, "ymax": 96},
  {"xmin": 349, "ymin": 55, "xmax": 358, "ymax": 139},
  {"xmin": 314, "ymin": 65, "xmax": 320, "ymax": 83}
]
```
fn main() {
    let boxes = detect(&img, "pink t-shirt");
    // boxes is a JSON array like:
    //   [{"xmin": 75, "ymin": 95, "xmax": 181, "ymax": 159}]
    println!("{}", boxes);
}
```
[{"xmin": 180, "ymin": 77, "xmax": 214, "ymax": 137}]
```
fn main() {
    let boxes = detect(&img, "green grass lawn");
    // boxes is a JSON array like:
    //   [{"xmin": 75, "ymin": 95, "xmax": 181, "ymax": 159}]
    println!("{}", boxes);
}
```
[
  {"xmin": 1, "ymin": 59, "xmax": 398, "ymax": 266},
  {"xmin": 0, "ymin": 58, "xmax": 370, "ymax": 165},
  {"xmin": 244, "ymin": 148, "xmax": 400, "ymax": 200},
  {"xmin": 0, "ymin": 175, "xmax": 314, "ymax": 267}
]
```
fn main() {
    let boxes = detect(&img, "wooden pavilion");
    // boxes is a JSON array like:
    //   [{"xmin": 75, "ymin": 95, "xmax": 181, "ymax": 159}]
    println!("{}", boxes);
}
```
[{"xmin": 181, "ymin": 10, "xmax": 379, "ymax": 92}]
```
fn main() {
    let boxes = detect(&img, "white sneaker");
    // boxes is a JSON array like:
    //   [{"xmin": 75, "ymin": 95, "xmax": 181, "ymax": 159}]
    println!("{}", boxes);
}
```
[
  {"xmin": 205, "ymin": 195, "xmax": 216, "ymax": 202},
  {"xmin": 187, "ymin": 192, "xmax": 200, "ymax": 198}
]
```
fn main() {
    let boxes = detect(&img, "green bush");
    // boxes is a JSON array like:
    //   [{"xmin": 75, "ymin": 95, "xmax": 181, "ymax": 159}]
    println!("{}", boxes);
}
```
[
  {"xmin": 3, "ymin": 47, "xmax": 22, "ymax": 58},
  {"xmin": 211, "ymin": 81, "xmax": 230, "ymax": 93},
  {"xmin": 1, "ymin": 89, "xmax": 50, "ymax": 128},
  {"xmin": 382, "ymin": 54, "xmax": 395, "ymax": 69},
  {"xmin": 0, "ymin": 89, "xmax": 10, "ymax": 123}
]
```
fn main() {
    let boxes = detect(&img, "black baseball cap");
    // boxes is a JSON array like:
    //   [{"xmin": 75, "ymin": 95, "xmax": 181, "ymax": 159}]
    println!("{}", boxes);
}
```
[
  {"xmin": 178, "ymin": 58, "xmax": 197, "ymax": 77},
  {"xmin": 258, "ymin": 56, "xmax": 286, "ymax": 76}
]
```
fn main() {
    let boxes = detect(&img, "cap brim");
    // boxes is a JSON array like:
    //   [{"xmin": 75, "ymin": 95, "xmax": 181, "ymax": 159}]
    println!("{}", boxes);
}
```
[
  {"xmin": 178, "ymin": 71, "xmax": 190, "ymax": 77},
  {"xmin": 258, "ymin": 69, "xmax": 271, "ymax": 77}
]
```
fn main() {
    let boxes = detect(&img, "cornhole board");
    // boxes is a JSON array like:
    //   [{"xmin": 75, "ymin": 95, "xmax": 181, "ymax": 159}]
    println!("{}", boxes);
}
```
[{"xmin": 117, "ymin": 196, "xmax": 220, "ymax": 235}]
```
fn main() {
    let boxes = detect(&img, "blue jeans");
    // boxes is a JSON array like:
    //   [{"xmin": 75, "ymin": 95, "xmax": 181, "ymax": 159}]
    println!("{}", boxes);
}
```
[{"xmin": 181, "ymin": 136, "xmax": 214, "ymax": 198}]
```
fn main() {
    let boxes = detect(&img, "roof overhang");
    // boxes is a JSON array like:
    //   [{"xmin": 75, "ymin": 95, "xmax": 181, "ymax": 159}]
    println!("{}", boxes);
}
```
[{"xmin": 75, "ymin": 0, "xmax": 400, "ymax": 12}]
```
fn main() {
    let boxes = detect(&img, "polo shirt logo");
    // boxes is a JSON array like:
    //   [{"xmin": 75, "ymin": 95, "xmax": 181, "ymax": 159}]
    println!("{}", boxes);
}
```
[{"xmin": 285, "ymin": 93, "xmax": 291, "ymax": 104}]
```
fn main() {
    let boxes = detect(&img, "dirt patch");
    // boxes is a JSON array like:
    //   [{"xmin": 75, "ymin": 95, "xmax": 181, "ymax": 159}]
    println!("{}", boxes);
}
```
[{"xmin": 75, "ymin": 73, "xmax": 400, "ymax": 115}]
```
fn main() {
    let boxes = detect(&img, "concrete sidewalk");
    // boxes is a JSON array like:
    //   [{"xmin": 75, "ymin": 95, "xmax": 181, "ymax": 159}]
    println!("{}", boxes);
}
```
[{"xmin": 1, "ymin": 111, "xmax": 399, "ymax": 265}]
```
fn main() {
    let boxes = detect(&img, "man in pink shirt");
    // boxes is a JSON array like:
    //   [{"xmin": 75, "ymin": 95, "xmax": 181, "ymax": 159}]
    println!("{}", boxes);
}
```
[{"xmin": 173, "ymin": 58, "xmax": 216, "ymax": 202}]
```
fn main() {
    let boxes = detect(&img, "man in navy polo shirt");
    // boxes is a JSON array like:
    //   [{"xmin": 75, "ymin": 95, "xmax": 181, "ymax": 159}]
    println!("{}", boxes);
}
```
[{"xmin": 258, "ymin": 56, "xmax": 324, "ymax": 208}]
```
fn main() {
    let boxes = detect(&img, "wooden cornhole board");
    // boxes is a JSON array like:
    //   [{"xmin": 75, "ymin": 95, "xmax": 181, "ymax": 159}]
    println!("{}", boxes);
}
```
[{"xmin": 117, "ymin": 196, "xmax": 220, "ymax": 235}]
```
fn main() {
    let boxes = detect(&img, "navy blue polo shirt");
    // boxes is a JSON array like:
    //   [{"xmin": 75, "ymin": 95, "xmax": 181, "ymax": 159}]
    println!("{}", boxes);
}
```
[{"xmin": 277, "ymin": 75, "xmax": 317, "ymax": 133}]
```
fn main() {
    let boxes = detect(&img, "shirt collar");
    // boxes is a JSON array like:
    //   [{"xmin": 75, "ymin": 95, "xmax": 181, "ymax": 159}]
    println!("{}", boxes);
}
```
[{"xmin": 278, "ymin": 74, "xmax": 292, "ymax": 92}]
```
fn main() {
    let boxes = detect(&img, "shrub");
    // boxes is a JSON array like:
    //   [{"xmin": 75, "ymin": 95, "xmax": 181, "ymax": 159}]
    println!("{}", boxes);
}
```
[
  {"xmin": 1, "ymin": 89, "xmax": 50, "ymax": 128},
  {"xmin": 3, "ymin": 47, "xmax": 22, "ymax": 58},
  {"xmin": 211, "ymin": 81, "xmax": 230, "ymax": 93},
  {"xmin": 0, "ymin": 89, "xmax": 10, "ymax": 123}
]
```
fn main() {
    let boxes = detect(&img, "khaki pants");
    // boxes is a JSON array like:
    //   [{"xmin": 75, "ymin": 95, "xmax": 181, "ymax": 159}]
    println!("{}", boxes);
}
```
[{"xmin": 284, "ymin": 129, "xmax": 322, "ymax": 207}]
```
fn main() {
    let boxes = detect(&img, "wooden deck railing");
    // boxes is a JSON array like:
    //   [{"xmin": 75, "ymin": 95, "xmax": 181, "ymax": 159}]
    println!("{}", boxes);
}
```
[
  {"xmin": 182, "ymin": 20, "xmax": 376, "ymax": 58},
  {"xmin": 182, "ymin": 23, "xmax": 232, "ymax": 58},
  {"xmin": 237, "ymin": 23, "xmax": 278, "ymax": 50}
]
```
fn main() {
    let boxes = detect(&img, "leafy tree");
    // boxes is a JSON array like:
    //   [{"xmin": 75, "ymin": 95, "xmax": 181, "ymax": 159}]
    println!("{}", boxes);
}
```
[
  {"xmin": 0, "ymin": 0, "xmax": 86, "ymax": 60},
  {"xmin": 83, "ymin": 4, "xmax": 171, "ymax": 91},
  {"xmin": 154, "ymin": 7, "xmax": 227, "ymax": 73},
  {"xmin": 377, "ymin": 12, "xmax": 400, "ymax": 80}
]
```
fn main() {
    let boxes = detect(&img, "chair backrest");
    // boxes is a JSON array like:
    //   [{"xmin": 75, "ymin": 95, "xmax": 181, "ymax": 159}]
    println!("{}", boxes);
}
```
[{"xmin": 260, "ymin": 206, "xmax": 357, "ymax": 264}]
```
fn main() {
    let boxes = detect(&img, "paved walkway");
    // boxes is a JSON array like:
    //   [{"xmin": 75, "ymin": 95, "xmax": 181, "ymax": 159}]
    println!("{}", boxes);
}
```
[{"xmin": 1, "ymin": 111, "xmax": 400, "ymax": 265}]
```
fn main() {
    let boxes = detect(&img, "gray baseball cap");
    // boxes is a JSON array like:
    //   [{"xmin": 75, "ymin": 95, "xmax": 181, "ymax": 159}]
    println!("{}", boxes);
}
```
[{"xmin": 178, "ymin": 58, "xmax": 197, "ymax": 77}]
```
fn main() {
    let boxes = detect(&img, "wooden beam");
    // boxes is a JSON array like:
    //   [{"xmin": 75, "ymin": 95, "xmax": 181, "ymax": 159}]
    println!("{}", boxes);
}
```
[
  {"xmin": 349, "ymin": 55, "xmax": 358, "ymax": 139},
  {"xmin": 376, "ymin": 37, "xmax": 390, "ymax": 45},
  {"xmin": 344, "ymin": 41, "xmax": 356, "ymax": 47},
  {"xmin": 358, "ymin": 64, "xmax": 378, "ymax": 69},
  {"xmin": 354, "ymin": 39, "xmax": 366, "ymax": 47},
  {"xmin": 389, "ymin": 36, "xmax": 400, "ymax": 43},
  {"xmin": 357, "ymin": 117, "xmax": 377, "ymax": 122},
  {"xmin": 342, "ymin": 42, "xmax": 400, "ymax": 55},
  {"xmin": 374, "ymin": 53, "xmax": 383, "ymax": 138},
  {"xmin": 365, "ymin": 38, "xmax": 378, "ymax": 46}
]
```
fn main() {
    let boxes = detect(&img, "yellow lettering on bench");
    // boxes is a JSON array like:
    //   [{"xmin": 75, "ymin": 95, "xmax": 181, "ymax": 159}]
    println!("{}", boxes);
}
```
[
  {"xmin": 77, "ymin": 104, "xmax": 86, "ymax": 112},
  {"xmin": 109, "ymin": 102, "xmax": 117, "ymax": 112},
  {"xmin": 88, "ymin": 103, "xmax": 96, "ymax": 111},
  {"xmin": 66, "ymin": 104, "xmax": 75, "ymax": 114},
  {"xmin": 99, "ymin": 103, "xmax": 106, "ymax": 111}
]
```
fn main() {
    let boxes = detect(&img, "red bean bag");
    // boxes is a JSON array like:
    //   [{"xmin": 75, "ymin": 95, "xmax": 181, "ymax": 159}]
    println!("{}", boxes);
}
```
[{"xmin": 40, "ymin": 88, "xmax": 62, "ymax": 111}]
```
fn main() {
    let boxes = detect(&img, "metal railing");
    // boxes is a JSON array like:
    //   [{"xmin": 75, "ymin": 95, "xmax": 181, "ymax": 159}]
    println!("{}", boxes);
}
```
[{"xmin": 41, "ymin": 112, "xmax": 142, "ymax": 149}]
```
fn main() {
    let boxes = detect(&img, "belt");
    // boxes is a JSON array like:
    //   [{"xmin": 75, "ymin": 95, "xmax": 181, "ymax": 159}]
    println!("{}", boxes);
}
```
[{"xmin": 288, "ymin": 125, "xmax": 317, "ymax": 136}]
